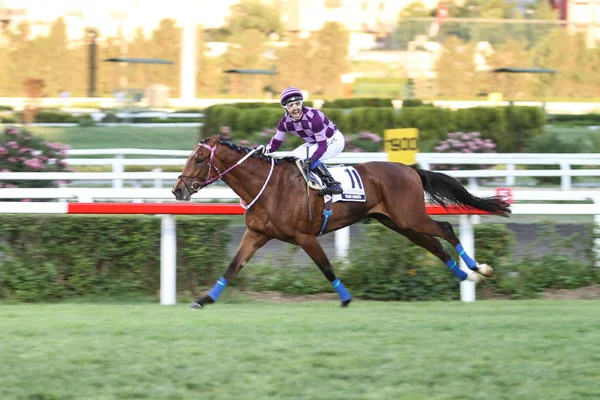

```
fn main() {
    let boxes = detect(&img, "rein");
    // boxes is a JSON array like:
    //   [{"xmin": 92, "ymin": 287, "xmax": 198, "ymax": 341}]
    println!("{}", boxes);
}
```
[{"xmin": 178, "ymin": 142, "xmax": 274, "ymax": 210}]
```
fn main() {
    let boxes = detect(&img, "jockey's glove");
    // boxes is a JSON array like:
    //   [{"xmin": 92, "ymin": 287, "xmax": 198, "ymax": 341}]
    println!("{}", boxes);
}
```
[
  {"xmin": 262, "ymin": 144, "xmax": 271, "ymax": 155},
  {"xmin": 303, "ymin": 157, "xmax": 314, "ymax": 168}
]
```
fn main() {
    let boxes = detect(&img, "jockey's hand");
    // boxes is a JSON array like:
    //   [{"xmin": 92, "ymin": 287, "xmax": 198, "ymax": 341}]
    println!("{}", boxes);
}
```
[
  {"xmin": 303, "ymin": 157, "xmax": 314, "ymax": 168},
  {"xmin": 262, "ymin": 144, "xmax": 271, "ymax": 155}
]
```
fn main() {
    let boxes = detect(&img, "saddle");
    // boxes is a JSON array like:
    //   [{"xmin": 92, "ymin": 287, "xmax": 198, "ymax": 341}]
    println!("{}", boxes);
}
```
[
  {"xmin": 296, "ymin": 159, "xmax": 324, "ymax": 191},
  {"xmin": 295, "ymin": 160, "xmax": 366, "ymax": 203}
]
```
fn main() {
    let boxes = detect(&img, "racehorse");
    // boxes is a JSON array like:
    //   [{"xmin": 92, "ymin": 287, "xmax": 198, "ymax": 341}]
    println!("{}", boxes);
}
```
[{"xmin": 172, "ymin": 134, "xmax": 511, "ymax": 309}]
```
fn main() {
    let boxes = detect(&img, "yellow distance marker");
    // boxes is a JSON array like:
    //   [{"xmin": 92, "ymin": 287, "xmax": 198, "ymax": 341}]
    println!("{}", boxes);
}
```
[{"xmin": 384, "ymin": 128, "xmax": 419, "ymax": 165}]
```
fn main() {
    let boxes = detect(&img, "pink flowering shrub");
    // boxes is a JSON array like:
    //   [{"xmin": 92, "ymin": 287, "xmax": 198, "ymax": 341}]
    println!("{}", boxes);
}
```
[
  {"xmin": 432, "ymin": 132, "xmax": 496, "ymax": 168},
  {"xmin": 0, "ymin": 126, "xmax": 74, "ymax": 189},
  {"xmin": 431, "ymin": 132, "xmax": 497, "ymax": 183},
  {"xmin": 345, "ymin": 131, "xmax": 383, "ymax": 153}
]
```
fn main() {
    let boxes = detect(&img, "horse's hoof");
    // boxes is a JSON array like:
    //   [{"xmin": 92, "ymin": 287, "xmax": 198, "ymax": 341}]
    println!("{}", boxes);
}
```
[
  {"xmin": 187, "ymin": 302, "xmax": 204, "ymax": 310},
  {"xmin": 477, "ymin": 263, "xmax": 495, "ymax": 278},
  {"xmin": 466, "ymin": 271, "xmax": 485, "ymax": 284},
  {"xmin": 341, "ymin": 299, "xmax": 352, "ymax": 308}
]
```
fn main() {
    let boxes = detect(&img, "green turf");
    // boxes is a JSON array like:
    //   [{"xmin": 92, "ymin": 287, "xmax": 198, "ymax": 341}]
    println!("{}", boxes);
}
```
[
  {"xmin": 27, "ymin": 126, "xmax": 201, "ymax": 150},
  {"xmin": 1, "ymin": 298, "xmax": 599, "ymax": 400}
]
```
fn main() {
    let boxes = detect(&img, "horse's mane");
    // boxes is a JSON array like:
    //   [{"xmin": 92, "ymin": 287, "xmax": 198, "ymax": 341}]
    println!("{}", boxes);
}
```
[{"xmin": 201, "ymin": 138, "xmax": 299, "ymax": 165}]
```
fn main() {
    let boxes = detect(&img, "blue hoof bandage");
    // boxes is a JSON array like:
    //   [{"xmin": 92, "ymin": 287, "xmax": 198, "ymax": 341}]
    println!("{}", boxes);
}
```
[
  {"xmin": 207, "ymin": 277, "xmax": 228, "ymax": 301},
  {"xmin": 455, "ymin": 244, "xmax": 477, "ymax": 270},
  {"xmin": 445, "ymin": 259, "xmax": 468, "ymax": 281},
  {"xmin": 332, "ymin": 278, "xmax": 351, "ymax": 302}
]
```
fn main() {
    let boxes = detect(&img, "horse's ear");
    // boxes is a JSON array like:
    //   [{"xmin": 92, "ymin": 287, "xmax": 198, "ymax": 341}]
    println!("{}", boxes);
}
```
[{"xmin": 215, "ymin": 133, "xmax": 222, "ymax": 143}]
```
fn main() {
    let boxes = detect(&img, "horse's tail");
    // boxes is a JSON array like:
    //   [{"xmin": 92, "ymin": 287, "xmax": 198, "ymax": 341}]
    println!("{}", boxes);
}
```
[{"xmin": 409, "ymin": 164, "xmax": 511, "ymax": 217}]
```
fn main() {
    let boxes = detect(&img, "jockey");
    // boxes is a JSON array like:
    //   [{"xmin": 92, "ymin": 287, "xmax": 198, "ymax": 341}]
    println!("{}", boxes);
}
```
[{"xmin": 264, "ymin": 87, "xmax": 344, "ymax": 196}]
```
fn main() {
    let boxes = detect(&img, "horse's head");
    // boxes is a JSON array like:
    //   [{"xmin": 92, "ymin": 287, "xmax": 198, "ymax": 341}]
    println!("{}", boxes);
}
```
[{"xmin": 172, "ymin": 134, "xmax": 221, "ymax": 201}]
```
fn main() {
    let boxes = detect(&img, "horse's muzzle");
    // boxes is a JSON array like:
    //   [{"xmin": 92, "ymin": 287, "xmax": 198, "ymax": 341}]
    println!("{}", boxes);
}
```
[{"xmin": 172, "ymin": 186, "xmax": 191, "ymax": 201}]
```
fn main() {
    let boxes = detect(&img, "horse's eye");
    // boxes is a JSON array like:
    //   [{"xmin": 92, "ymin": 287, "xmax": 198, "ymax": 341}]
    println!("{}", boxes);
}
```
[{"xmin": 196, "ymin": 159, "xmax": 204, "ymax": 166}]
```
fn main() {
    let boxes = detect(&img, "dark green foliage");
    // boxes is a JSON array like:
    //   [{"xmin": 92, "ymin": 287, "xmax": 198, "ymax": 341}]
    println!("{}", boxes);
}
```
[
  {"xmin": 524, "ymin": 131, "xmax": 590, "ymax": 184},
  {"xmin": 402, "ymin": 99, "xmax": 433, "ymax": 107},
  {"xmin": 0, "ymin": 215, "xmax": 231, "ymax": 301},
  {"xmin": 322, "ymin": 98, "xmax": 393, "ymax": 108},
  {"xmin": 202, "ymin": 103, "xmax": 546, "ymax": 152},
  {"xmin": 341, "ymin": 223, "xmax": 459, "ymax": 301},
  {"xmin": 0, "ymin": 214, "xmax": 595, "ymax": 302},
  {"xmin": 549, "ymin": 113, "xmax": 600, "ymax": 126}
]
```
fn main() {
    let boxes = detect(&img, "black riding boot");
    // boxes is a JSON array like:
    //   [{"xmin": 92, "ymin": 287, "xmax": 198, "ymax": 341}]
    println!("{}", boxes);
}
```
[{"xmin": 314, "ymin": 163, "xmax": 343, "ymax": 196}]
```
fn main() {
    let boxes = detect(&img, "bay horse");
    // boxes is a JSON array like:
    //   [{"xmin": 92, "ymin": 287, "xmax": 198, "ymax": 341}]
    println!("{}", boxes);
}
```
[{"xmin": 172, "ymin": 134, "xmax": 511, "ymax": 308}]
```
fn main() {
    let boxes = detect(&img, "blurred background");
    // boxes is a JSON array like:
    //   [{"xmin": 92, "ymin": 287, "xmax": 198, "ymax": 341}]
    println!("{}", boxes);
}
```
[{"xmin": 0, "ymin": 0, "xmax": 598, "ymax": 102}]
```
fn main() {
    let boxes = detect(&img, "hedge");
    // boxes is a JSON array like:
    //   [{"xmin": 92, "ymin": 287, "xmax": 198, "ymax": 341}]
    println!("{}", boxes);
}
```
[
  {"xmin": 203, "ymin": 103, "xmax": 547, "ymax": 153},
  {"xmin": 1, "ymin": 215, "xmax": 596, "ymax": 302},
  {"xmin": 0, "ymin": 215, "xmax": 231, "ymax": 301}
]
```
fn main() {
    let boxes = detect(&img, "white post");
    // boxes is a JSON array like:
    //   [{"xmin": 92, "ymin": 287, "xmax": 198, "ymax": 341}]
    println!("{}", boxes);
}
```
[
  {"xmin": 153, "ymin": 167, "xmax": 163, "ymax": 188},
  {"xmin": 335, "ymin": 226, "xmax": 350, "ymax": 261},
  {"xmin": 594, "ymin": 196, "xmax": 600, "ymax": 268},
  {"xmin": 506, "ymin": 163, "xmax": 515, "ymax": 186},
  {"xmin": 160, "ymin": 215, "xmax": 177, "ymax": 305},
  {"xmin": 112, "ymin": 154, "xmax": 124, "ymax": 189},
  {"xmin": 133, "ymin": 180, "xmax": 143, "ymax": 203},
  {"xmin": 180, "ymin": 16, "xmax": 197, "ymax": 105},
  {"xmin": 560, "ymin": 162, "xmax": 571, "ymax": 191},
  {"xmin": 595, "ymin": 214, "xmax": 600, "ymax": 268},
  {"xmin": 459, "ymin": 214, "xmax": 476, "ymax": 302}
]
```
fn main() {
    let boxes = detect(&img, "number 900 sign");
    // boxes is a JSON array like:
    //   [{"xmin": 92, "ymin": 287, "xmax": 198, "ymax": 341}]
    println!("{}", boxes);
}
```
[
  {"xmin": 383, "ymin": 128, "xmax": 419, "ymax": 164},
  {"xmin": 384, "ymin": 137, "xmax": 418, "ymax": 151}
]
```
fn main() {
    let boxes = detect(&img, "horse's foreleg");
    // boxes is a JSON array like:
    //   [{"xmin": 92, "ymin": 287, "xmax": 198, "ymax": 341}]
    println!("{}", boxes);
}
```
[
  {"xmin": 296, "ymin": 234, "xmax": 352, "ymax": 307},
  {"xmin": 189, "ymin": 229, "xmax": 270, "ymax": 310}
]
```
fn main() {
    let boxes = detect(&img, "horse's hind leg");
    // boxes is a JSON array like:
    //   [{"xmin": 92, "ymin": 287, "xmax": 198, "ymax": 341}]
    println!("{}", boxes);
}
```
[
  {"xmin": 386, "ymin": 208, "xmax": 493, "ymax": 278},
  {"xmin": 429, "ymin": 219, "xmax": 494, "ymax": 278},
  {"xmin": 296, "ymin": 233, "xmax": 352, "ymax": 307},
  {"xmin": 374, "ymin": 216, "xmax": 485, "ymax": 283},
  {"xmin": 189, "ymin": 229, "xmax": 270, "ymax": 310}
]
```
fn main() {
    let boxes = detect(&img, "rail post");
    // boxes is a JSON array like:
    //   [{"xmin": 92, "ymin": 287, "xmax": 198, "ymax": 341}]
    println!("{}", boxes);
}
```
[
  {"xmin": 160, "ymin": 214, "xmax": 177, "ymax": 305},
  {"xmin": 459, "ymin": 214, "xmax": 476, "ymax": 302}
]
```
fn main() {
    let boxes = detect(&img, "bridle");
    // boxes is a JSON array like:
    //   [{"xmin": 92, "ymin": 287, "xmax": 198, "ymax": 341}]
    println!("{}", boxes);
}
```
[{"xmin": 177, "ymin": 141, "xmax": 275, "ymax": 210}]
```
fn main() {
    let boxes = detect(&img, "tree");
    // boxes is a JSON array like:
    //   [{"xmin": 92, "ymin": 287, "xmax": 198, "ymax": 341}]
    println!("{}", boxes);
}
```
[
  {"xmin": 275, "ymin": 37, "xmax": 313, "ymax": 94},
  {"xmin": 227, "ymin": 0, "xmax": 282, "ymax": 36},
  {"xmin": 435, "ymin": 36, "xmax": 479, "ymax": 97},
  {"xmin": 311, "ymin": 22, "xmax": 349, "ymax": 97},
  {"xmin": 399, "ymin": 1, "xmax": 434, "ymax": 18},
  {"xmin": 196, "ymin": 27, "xmax": 222, "ymax": 96},
  {"xmin": 485, "ymin": 39, "xmax": 533, "ymax": 100},
  {"xmin": 6, "ymin": 21, "xmax": 34, "ymax": 96},
  {"xmin": 128, "ymin": 26, "xmax": 151, "ymax": 90},
  {"xmin": 223, "ymin": 29, "xmax": 268, "ymax": 96},
  {"xmin": 148, "ymin": 19, "xmax": 180, "ymax": 94}
]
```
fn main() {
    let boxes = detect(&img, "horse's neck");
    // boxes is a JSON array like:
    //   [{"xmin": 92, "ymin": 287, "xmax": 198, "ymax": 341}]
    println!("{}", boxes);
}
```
[{"xmin": 218, "ymin": 152, "xmax": 273, "ymax": 202}]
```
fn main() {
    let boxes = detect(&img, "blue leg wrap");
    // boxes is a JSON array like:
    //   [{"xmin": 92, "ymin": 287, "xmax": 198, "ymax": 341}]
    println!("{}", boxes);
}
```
[
  {"xmin": 332, "ymin": 278, "xmax": 351, "ymax": 302},
  {"xmin": 445, "ymin": 259, "xmax": 468, "ymax": 281},
  {"xmin": 207, "ymin": 277, "xmax": 228, "ymax": 301},
  {"xmin": 455, "ymin": 244, "xmax": 477, "ymax": 270},
  {"xmin": 319, "ymin": 209, "xmax": 333, "ymax": 236}
]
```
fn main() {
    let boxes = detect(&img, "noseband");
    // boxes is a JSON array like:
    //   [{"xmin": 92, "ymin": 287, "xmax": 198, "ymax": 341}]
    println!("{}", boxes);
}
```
[{"xmin": 177, "ymin": 142, "xmax": 221, "ymax": 194}]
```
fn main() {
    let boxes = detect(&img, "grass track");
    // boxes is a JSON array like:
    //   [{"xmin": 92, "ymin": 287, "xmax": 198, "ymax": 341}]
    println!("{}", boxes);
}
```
[{"xmin": 1, "ymin": 298, "xmax": 599, "ymax": 400}]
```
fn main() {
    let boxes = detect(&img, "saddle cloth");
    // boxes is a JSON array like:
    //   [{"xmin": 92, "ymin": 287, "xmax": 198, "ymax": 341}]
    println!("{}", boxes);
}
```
[{"xmin": 296, "ymin": 160, "xmax": 366, "ymax": 203}]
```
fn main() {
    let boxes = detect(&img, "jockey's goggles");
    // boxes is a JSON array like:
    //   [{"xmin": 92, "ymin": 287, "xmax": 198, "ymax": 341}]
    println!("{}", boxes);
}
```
[{"xmin": 283, "ymin": 100, "xmax": 303, "ymax": 111}]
